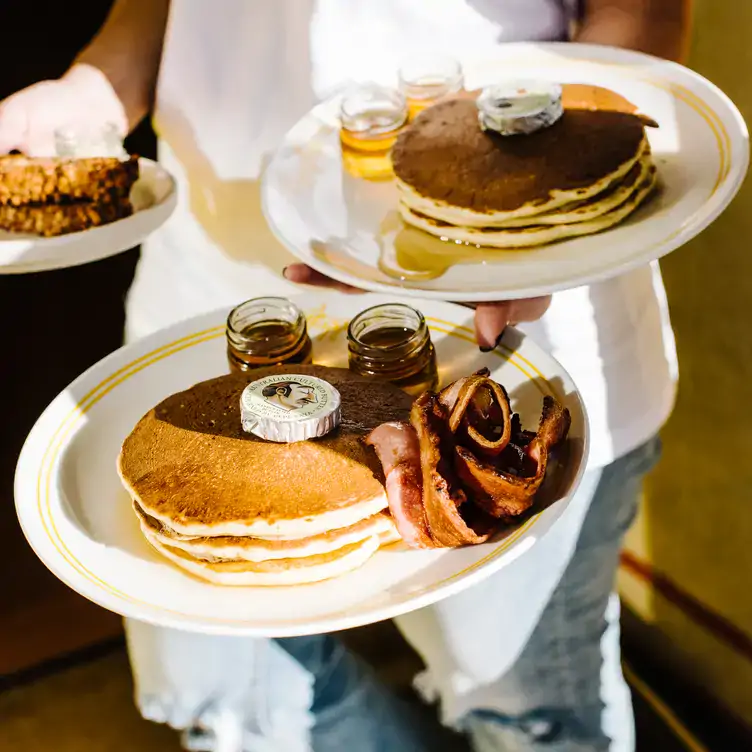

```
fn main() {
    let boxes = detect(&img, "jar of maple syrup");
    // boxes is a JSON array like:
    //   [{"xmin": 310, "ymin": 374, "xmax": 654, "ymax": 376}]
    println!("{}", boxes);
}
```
[
  {"xmin": 339, "ymin": 84, "xmax": 408, "ymax": 181},
  {"xmin": 226, "ymin": 297, "xmax": 313, "ymax": 374},
  {"xmin": 398, "ymin": 54, "xmax": 464, "ymax": 120},
  {"xmin": 347, "ymin": 303, "xmax": 439, "ymax": 397}
]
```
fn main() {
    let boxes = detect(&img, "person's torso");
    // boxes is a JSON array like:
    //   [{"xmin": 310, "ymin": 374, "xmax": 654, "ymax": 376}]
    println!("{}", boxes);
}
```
[{"xmin": 128, "ymin": 0, "xmax": 677, "ymax": 466}]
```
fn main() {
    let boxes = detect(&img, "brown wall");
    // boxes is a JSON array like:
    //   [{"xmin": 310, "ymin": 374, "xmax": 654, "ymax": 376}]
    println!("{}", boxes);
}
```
[{"xmin": 618, "ymin": 0, "xmax": 752, "ymax": 730}]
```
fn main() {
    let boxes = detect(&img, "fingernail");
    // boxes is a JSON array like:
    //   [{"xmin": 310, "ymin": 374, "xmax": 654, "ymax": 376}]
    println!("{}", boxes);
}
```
[
  {"xmin": 479, "ymin": 330, "xmax": 505, "ymax": 353},
  {"xmin": 282, "ymin": 266, "xmax": 290, "ymax": 278}
]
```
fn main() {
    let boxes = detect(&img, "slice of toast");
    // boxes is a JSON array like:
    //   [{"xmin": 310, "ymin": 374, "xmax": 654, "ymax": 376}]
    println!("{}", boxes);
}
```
[{"xmin": 0, "ymin": 155, "xmax": 140, "ymax": 206}]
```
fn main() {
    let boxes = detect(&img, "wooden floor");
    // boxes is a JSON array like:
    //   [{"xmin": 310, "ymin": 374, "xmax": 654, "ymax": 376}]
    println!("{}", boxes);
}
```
[{"xmin": 0, "ymin": 637, "xmax": 694, "ymax": 752}]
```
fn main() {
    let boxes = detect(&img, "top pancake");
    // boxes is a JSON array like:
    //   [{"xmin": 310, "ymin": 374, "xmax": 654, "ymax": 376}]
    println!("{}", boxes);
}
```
[
  {"xmin": 391, "ymin": 97, "xmax": 648, "ymax": 217},
  {"xmin": 118, "ymin": 365, "xmax": 413, "ymax": 537}
]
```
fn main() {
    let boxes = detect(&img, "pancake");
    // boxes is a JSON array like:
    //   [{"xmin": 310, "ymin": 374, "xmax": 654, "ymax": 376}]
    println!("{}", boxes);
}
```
[
  {"xmin": 135, "ymin": 502, "xmax": 399, "ymax": 562},
  {"xmin": 119, "ymin": 365, "xmax": 413, "ymax": 539},
  {"xmin": 142, "ymin": 526, "xmax": 382, "ymax": 586},
  {"xmin": 399, "ymin": 165, "xmax": 657, "ymax": 249},
  {"xmin": 464, "ymin": 152, "xmax": 653, "ymax": 229},
  {"xmin": 392, "ymin": 96, "xmax": 650, "ymax": 227},
  {"xmin": 561, "ymin": 84, "xmax": 659, "ymax": 128}
]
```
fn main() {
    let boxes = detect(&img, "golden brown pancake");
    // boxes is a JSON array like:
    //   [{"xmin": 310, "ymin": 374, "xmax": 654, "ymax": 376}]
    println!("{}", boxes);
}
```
[
  {"xmin": 561, "ymin": 84, "xmax": 659, "ymax": 128},
  {"xmin": 142, "ymin": 528, "xmax": 383, "ymax": 586},
  {"xmin": 410, "ymin": 154, "xmax": 653, "ymax": 231},
  {"xmin": 135, "ymin": 502, "xmax": 399, "ymax": 561},
  {"xmin": 399, "ymin": 164, "xmax": 657, "ymax": 248},
  {"xmin": 119, "ymin": 365, "xmax": 413, "ymax": 538},
  {"xmin": 392, "ymin": 97, "xmax": 648, "ymax": 216}
]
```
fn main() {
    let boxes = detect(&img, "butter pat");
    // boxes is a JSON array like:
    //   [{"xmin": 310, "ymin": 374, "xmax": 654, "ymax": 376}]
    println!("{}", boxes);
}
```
[
  {"xmin": 477, "ymin": 81, "xmax": 563, "ymax": 136},
  {"xmin": 240, "ymin": 374, "xmax": 341, "ymax": 443}
]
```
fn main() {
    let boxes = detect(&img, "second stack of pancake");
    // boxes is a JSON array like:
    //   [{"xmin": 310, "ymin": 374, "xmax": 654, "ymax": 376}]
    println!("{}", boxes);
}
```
[
  {"xmin": 118, "ymin": 366, "xmax": 407, "ymax": 586},
  {"xmin": 391, "ymin": 85, "xmax": 658, "ymax": 248}
]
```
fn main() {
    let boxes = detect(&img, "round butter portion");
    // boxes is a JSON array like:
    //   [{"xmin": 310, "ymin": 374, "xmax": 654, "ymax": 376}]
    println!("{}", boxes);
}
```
[
  {"xmin": 240, "ymin": 374, "xmax": 341, "ymax": 443},
  {"xmin": 477, "ymin": 81, "xmax": 563, "ymax": 136}
]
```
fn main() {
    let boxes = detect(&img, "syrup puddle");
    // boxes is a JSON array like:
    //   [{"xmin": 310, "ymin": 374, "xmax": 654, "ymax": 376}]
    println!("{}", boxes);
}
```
[{"xmin": 377, "ymin": 211, "xmax": 521, "ymax": 282}]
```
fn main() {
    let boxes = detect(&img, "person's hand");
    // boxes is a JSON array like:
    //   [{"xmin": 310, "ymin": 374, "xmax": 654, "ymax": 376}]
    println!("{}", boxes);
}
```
[
  {"xmin": 283, "ymin": 264, "xmax": 552, "ymax": 351},
  {"xmin": 0, "ymin": 64, "xmax": 127, "ymax": 156}
]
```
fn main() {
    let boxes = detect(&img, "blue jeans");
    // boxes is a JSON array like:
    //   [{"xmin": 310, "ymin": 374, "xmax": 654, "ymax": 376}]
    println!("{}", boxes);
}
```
[
  {"xmin": 127, "ymin": 439, "xmax": 659, "ymax": 751},
  {"xmin": 280, "ymin": 439, "xmax": 659, "ymax": 752}
]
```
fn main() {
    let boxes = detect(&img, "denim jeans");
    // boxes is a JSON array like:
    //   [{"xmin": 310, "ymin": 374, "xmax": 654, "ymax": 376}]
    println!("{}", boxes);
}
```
[
  {"xmin": 462, "ymin": 438, "xmax": 661, "ymax": 752},
  {"xmin": 126, "ymin": 438, "xmax": 659, "ymax": 751}
]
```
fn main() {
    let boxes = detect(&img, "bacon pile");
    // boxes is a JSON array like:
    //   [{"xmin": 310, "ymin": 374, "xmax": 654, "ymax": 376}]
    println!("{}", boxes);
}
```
[{"xmin": 365, "ymin": 369, "xmax": 571, "ymax": 549}]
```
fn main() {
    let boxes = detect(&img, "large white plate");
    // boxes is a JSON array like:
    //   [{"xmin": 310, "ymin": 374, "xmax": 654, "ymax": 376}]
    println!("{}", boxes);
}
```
[
  {"xmin": 0, "ymin": 158, "xmax": 176, "ymax": 274},
  {"xmin": 263, "ymin": 43, "xmax": 749, "ymax": 301},
  {"xmin": 15, "ymin": 292, "xmax": 588, "ymax": 636}
]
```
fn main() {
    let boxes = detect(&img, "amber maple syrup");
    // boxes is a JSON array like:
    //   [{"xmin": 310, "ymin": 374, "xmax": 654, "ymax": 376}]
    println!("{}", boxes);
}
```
[
  {"xmin": 374, "ymin": 211, "xmax": 512, "ymax": 283},
  {"xmin": 226, "ymin": 298, "xmax": 313, "ymax": 374},
  {"xmin": 339, "ymin": 85, "xmax": 408, "ymax": 181},
  {"xmin": 348, "ymin": 303, "xmax": 438, "ymax": 397}
]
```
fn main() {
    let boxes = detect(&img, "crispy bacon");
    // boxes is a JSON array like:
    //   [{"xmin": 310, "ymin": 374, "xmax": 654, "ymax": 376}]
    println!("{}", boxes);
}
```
[
  {"xmin": 365, "ymin": 422, "xmax": 435, "ymax": 549},
  {"xmin": 446, "ymin": 375, "xmax": 512, "ymax": 458},
  {"xmin": 437, "ymin": 368, "xmax": 490, "ymax": 413},
  {"xmin": 409, "ymin": 393, "xmax": 493, "ymax": 547},
  {"xmin": 454, "ymin": 396, "xmax": 571, "ymax": 518},
  {"xmin": 368, "ymin": 373, "xmax": 571, "ymax": 550}
]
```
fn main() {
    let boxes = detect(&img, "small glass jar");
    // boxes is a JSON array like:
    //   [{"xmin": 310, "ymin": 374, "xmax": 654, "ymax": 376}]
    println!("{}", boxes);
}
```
[
  {"xmin": 398, "ymin": 54, "xmax": 464, "ymax": 120},
  {"xmin": 226, "ymin": 297, "xmax": 313, "ymax": 374},
  {"xmin": 347, "ymin": 303, "xmax": 439, "ymax": 397},
  {"xmin": 339, "ymin": 84, "xmax": 408, "ymax": 181},
  {"xmin": 54, "ymin": 122, "xmax": 127, "ymax": 159}
]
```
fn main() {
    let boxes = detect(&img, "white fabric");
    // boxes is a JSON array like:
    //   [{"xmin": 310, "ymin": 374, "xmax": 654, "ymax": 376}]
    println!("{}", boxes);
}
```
[
  {"xmin": 128, "ymin": 0, "xmax": 678, "ymax": 468},
  {"xmin": 126, "ymin": 622, "xmax": 314, "ymax": 751},
  {"xmin": 123, "ymin": 0, "xmax": 678, "ymax": 742}
]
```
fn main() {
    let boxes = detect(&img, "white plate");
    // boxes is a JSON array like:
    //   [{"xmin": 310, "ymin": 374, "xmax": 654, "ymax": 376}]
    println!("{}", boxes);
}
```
[
  {"xmin": 15, "ymin": 292, "xmax": 588, "ymax": 636},
  {"xmin": 263, "ymin": 43, "xmax": 749, "ymax": 301},
  {"xmin": 0, "ymin": 158, "xmax": 176, "ymax": 274}
]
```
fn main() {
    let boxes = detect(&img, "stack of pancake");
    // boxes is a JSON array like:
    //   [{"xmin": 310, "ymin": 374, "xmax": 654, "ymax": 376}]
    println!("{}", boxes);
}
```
[
  {"xmin": 391, "ymin": 84, "xmax": 658, "ymax": 249},
  {"xmin": 118, "ymin": 366, "xmax": 407, "ymax": 586}
]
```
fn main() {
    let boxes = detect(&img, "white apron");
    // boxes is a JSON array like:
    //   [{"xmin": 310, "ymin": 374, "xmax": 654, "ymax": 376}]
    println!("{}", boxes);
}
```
[{"xmin": 124, "ymin": 2, "xmax": 677, "ymax": 747}]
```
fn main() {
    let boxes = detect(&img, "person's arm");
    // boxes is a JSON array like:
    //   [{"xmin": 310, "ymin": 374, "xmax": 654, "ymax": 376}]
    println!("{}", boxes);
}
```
[
  {"xmin": 71, "ymin": 0, "xmax": 171, "ymax": 130},
  {"xmin": 574, "ymin": 0, "xmax": 693, "ymax": 63}
]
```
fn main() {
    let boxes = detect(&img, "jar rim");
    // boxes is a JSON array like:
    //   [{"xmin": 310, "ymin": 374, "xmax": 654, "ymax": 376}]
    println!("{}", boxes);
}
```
[
  {"xmin": 226, "ymin": 297, "xmax": 306, "ymax": 349},
  {"xmin": 397, "ymin": 55, "xmax": 464, "ymax": 94},
  {"xmin": 228, "ymin": 296, "xmax": 302, "ymax": 324},
  {"xmin": 339, "ymin": 84, "xmax": 408, "ymax": 135},
  {"xmin": 347, "ymin": 302, "xmax": 427, "ymax": 353}
]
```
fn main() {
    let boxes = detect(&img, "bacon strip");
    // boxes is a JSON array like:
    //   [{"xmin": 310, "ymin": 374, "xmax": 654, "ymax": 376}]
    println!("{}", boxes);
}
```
[
  {"xmin": 437, "ymin": 368, "xmax": 490, "ymax": 413},
  {"xmin": 410, "ymin": 393, "xmax": 493, "ymax": 547},
  {"xmin": 365, "ymin": 422, "xmax": 435, "ymax": 549},
  {"xmin": 446, "ymin": 375, "xmax": 512, "ymax": 457},
  {"xmin": 454, "ymin": 396, "xmax": 571, "ymax": 519},
  {"xmin": 368, "ymin": 374, "xmax": 570, "ymax": 550}
]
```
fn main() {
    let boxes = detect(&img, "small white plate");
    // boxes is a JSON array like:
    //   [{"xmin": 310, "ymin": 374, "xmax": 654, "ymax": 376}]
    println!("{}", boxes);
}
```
[
  {"xmin": 0, "ymin": 158, "xmax": 176, "ymax": 274},
  {"xmin": 263, "ymin": 43, "xmax": 749, "ymax": 302},
  {"xmin": 15, "ymin": 292, "xmax": 588, "ymax": 636}
]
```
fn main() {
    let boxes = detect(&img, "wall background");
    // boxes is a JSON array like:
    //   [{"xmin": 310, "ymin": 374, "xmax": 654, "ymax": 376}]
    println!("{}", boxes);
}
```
[{"xmin": 619, "ymin": 0, "xmax": 752, "ymax": 730}]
